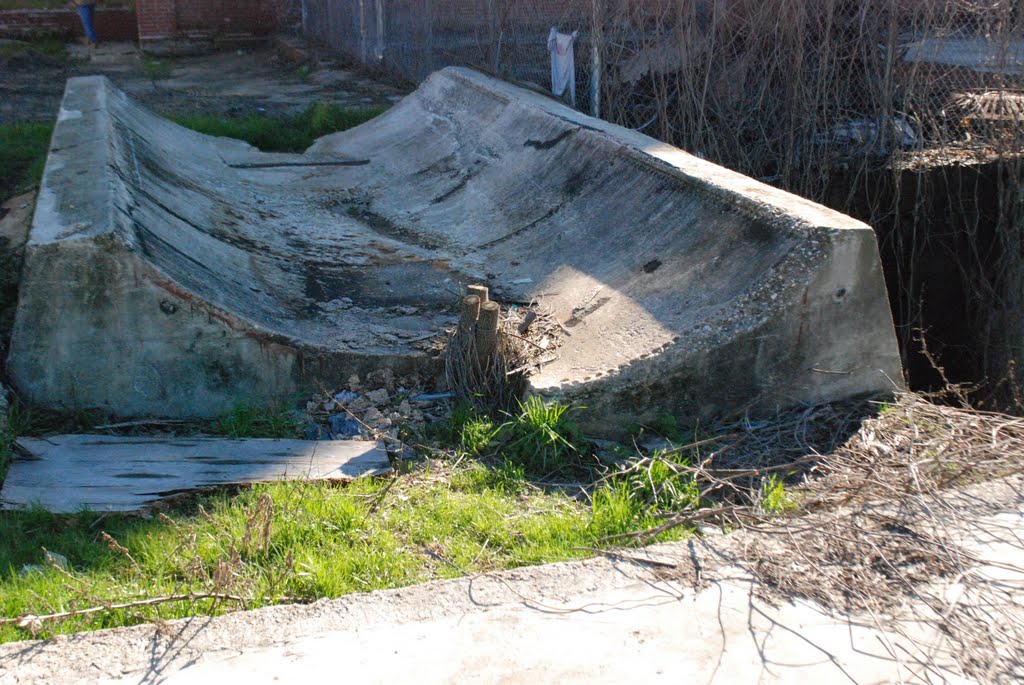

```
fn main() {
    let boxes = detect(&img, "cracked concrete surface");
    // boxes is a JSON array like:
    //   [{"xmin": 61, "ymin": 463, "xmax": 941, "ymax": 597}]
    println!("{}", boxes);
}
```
[{"xmin": 6, "ymin": 68, "xmax": 901, "ymax": 432}]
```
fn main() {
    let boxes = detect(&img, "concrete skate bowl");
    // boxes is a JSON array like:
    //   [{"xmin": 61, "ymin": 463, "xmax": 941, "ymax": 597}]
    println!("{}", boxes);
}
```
[{"xmin": 6, "ymin": 68, "xmax": 902, "ymax": 434}]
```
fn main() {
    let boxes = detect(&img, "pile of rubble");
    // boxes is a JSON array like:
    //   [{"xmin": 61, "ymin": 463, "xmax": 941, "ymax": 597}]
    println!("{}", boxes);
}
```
[
  {"xmin": 301, "ymin": 368, "xmax": 451, "ymax": 447},
  {"xmin": 301, "ymin": 301, "xmax": 565, "ymax": 447}
]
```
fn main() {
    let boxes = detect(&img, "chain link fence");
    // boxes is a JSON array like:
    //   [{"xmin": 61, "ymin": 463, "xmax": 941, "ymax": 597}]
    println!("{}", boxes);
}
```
[
  {"xmin": 298, "ymin": 0, "xmax": 1024, "ymax": 404},
  {"xmin": 300, "ymin": 0, "xmax": 593, "ymax": 85},
  {"xmin": 298, "ymin": 1, "xmax": 1022, "ymax": 163}
]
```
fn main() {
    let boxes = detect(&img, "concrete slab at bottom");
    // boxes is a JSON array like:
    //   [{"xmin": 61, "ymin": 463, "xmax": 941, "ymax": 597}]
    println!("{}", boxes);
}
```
[
  {"xmin": 117, "ymin": 574, "xmax": 968, "ymax": 685},
  {"xmin": 10, "ymin": 479, "xmax": 1021, "ymax": 684}
]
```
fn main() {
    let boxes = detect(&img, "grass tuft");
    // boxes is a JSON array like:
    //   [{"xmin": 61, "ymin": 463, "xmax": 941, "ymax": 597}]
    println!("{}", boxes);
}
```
[
  {"xmin": 621, "ymin": 449, "xmax": 702, "ymax": 512},
  {"xmin": 215, "ymin": 404, "xmax": 300, "ymax": 439},
  {"xmin": 428, "ymin": 403, "xmax": 498, "ymax": 456},
  {"xmin": 758, "ymin": 474, "xmax": 794, "ymax": 515},
  {"xmin": 173, "ymin": 102, "xmax": 386, "ymax": 153},
  {"xmin": 498, "ymin": 396, "xmax": 587, "ymax": 477},
  {"xmin": 140, "ymin": 55, "xmax": 173, "ymax": 81},
  {"xmin": 0, "ymin": 122, "xmax": 53, "ymax": 202}
]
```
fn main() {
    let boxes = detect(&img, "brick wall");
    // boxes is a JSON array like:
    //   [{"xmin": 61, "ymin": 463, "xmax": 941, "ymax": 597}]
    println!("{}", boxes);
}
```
[
  {"xmin": 136, "ymin": 0, "xmax": 295, "ymax": 52},
  {"xmin": 136, "ymin": 0, "xmax": 176, "ymax": 40},
  {"xmin": 0, "ymin": 7, "xmax": 138, "ymax": 42}
]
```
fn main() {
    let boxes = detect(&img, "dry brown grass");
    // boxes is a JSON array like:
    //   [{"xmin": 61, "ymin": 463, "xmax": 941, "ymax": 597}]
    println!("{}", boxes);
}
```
[{"xmin": 600, "ymin": 391, "xmax": 1024, "ymax": 681}]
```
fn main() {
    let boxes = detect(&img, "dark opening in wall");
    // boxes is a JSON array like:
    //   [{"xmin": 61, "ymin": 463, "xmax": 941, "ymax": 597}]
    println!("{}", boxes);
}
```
[{"xmin": 830, "ymin": 156, "xmax": 1021, "ymax": 406}]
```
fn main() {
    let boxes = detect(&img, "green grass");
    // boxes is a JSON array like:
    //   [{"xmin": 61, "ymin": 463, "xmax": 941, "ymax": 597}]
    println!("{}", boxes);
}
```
[
  {"xmin": 427, "ymin": 397, "xmax": 592, "ymax": 479},
  {"xmin": 0, "ymin": 122, "xmax": 53, "ymax": 202},
  {"xmin": 496, "ymin": 396, "xmax": 588, "ymax": 477},
  {"xmin": 0, "ymin": 461, "xmax": 677, "ymax": 642},
  {"xmin": 0, "ymin": 399, "xmax": 715, "ymax": 642},
  {"xmin": 140, "ymin": 55, "xmax": 173, "ymax": 80},
  {"xmin": 641, "ymin": 411, "xmax": 684, "ymax": 443},
  {"xmin": 0, "ymin": 102, "xmax": 383, "ymax": 205},
  {"xmin": 0, "ymin": 38, "xmax": 67, "ymax": 61},
  {"xmin": 758, "ymin": 474, "xmax": 795, "ymax": 514},
  {"xmin": 621, "ymin": 449, "xmax": 702, "ymax": 512},
  {"xmin": 215, "ymin": 403, "xmax": 300, "ymax": 439},
  {"xmin": 427, "ymin": 403, "xmax": 498, "ymax": 456},
  {"xmin": 174, "ymin": 102, "xmax": 387, "ymax": 153}
]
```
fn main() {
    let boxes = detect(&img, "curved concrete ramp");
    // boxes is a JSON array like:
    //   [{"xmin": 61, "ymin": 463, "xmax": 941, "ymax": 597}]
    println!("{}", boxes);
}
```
[{"xmin": 7, "ymin": 68, "xmax": 901, "ymax": 432}]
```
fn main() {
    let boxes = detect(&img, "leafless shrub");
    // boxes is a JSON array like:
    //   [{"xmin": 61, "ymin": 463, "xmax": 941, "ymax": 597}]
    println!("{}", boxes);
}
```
[{"xmin": 602, "ymin": 391, "xmax": 1024, "ymax": 681}]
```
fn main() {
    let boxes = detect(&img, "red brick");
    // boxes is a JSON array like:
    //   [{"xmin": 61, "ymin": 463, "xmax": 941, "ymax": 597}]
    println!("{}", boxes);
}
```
[
  {"xmin": 0, "ymin": 7, "xmax": 138, "ymax": 41},
  {"xmin": 136, "ymin": 0, "xmax": 281, "ymax": 47}
]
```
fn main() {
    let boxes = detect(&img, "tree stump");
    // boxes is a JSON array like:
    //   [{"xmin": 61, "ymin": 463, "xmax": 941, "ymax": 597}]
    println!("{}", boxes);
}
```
[
  {"xmin": 459, "ymin": 295, "xmax": 481, "ymax": 334},
  {"xmin": 466, "ymin": 283, "xmax": 489, "ymax": 303},
  {"xmin": 475, "ymin": 301, "xmax": 500, "ymax": 364}
]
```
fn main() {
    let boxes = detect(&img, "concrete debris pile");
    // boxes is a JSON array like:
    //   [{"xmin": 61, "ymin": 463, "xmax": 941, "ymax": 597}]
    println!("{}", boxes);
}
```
[
  {"xmin": 302, "ymin": 289, "xmax": 569, "ymax": 445},
  {"xmin": 301, "ymin": 368, "xmax": 449, "ymax": 446}
]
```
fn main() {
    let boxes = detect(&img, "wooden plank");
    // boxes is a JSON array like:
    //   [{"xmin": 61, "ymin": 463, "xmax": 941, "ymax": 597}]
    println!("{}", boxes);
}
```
[{"xmin": 1, "ymin": 436, "xmax": 392, "ymax": 513}]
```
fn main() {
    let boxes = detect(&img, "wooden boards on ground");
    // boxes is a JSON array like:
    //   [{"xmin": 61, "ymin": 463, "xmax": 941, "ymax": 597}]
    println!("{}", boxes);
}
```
[{"xmin": 1, "ymin": 435, "xmax": 392, "ymax": 513}]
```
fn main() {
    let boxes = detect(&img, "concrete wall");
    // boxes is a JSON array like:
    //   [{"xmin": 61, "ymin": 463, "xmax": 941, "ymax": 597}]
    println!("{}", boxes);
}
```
[{"xmin": 7, "ymin": 71, "xmax": 903, "ymax": 431}]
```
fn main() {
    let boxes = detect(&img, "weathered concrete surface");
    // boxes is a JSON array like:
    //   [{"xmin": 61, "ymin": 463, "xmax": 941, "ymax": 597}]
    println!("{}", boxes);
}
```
[
  {"xmin": 904, "ymin": 33, "xmax": 1024, "ymax": 76},
  {"xmin": 6, "ymin": 68, "xmax": 902, "ymax": 431},
  {"xmin": 3, "ymin": 475, "xmax": 1021, "ymax": 684},
  {"xmin": 0, "ymin": 191, "xmax": 33, "ymax": 364}
]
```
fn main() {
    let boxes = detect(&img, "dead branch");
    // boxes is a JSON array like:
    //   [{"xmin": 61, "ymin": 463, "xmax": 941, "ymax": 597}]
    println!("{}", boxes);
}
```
[
  {"xmin": 592, "ymin": 390, "xmax": 1024, "ymax": 681},
  {"xmin": 1, "ymin": 593, "xmax": 250, "ymax": 628}
]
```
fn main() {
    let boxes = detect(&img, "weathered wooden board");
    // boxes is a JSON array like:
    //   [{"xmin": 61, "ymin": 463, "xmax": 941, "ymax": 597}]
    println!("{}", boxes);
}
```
[{"xmin": 1, "ymin": 436, "xmax": 392, "ymax": 513}]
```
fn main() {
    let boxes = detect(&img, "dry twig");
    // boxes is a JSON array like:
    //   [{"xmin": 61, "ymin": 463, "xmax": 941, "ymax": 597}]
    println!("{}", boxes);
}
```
[
  {"xmin": 0, "ymin": 593, "xmax": 249, "ymax": 628},
  {"xmin": 598, "ymin": 392, "xmax": 1024, "ymax": 681}
]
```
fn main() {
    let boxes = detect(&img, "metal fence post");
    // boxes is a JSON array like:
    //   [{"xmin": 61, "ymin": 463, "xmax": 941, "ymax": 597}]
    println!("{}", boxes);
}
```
[
  {"xmin": 590, "ymin": 0, "xmax": 601, "ymax": 118},
  {"xmin": 358, "ymin": 0, "xmax": 367, "ymax": 63},
  {"xmin": 375, "ymin": 0, "xmax": 384, "ymax": 60}
]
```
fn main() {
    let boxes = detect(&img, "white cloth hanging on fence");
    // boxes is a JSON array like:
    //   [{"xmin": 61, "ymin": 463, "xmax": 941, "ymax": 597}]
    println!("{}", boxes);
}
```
[{"xmin": 547, "ymin": 26, "xmax": 578, "ymax": 107}]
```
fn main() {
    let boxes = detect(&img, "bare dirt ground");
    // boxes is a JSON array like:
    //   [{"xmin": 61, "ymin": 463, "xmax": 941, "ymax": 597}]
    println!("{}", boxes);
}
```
[{"xmin": 0, "ymin": 39, "xmax": 409, "ymax": 126}]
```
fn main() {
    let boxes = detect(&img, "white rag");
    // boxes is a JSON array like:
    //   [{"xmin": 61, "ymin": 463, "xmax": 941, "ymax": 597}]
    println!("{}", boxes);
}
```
[{"xmin": 547, "ymin": 26, "xmax": 578, "ymax": 107}]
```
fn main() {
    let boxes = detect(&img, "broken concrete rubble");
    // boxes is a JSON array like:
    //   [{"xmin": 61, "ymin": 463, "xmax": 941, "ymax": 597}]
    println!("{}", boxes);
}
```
[
  {"xmin": 6, "ymin": 68, "xmax": 903, "ymax": 434},
  {"xmin": 310, "ymin": 373, "xmax": 432, "ymax": 444}
]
